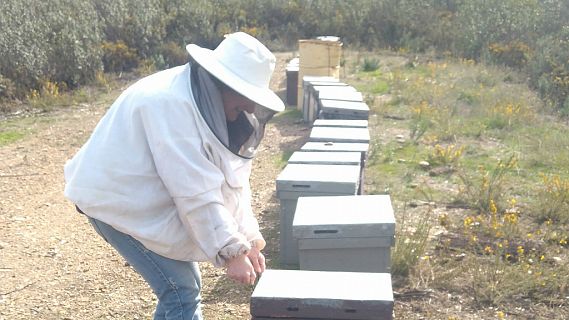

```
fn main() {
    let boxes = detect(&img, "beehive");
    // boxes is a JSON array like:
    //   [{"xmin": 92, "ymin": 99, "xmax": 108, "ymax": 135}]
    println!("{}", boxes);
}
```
[
  {"xmin": 296, "ymin": 38, "xmax": 342, "ymax": 110},
  {"xmin": 276, "ymin": 164, "xmax": 360, "ymax": 266},
  {"xmin": 293, "ymin": 195, "xmax": 395, "ymax": 273},
  {"xmin": 251, "ymin": 269, "xmax": 394, "ymax": 320}
]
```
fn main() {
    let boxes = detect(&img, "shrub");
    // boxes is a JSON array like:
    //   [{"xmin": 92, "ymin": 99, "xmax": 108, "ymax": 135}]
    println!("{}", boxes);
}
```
[
  {"xmin": 533, "ymin": 174, "xmax": 569, "ymax": 224},
  {"xmin": 157, "ymin": 42, "xmax": 189, "ymax": 68},
  {"xmin": 391, "ymin": 203, "xmax": 434, "ymax": 278},
  {"xmin": 488, "ymin": 41, "xmax": 532, "ymax": 69},
  {"xmin": 427, "ymin": 144, "xmax": 464, "ymax": 167},
  {"xmin": 362, "ymin": 57, "xmax": 380, "ymax": 72},
  {"xmin": 101, "ymin": 41, "xmax": 139, "ymax": 72},
  {"xmin": 0, "ymin": 0, "xmax": 101, "ymax": 96},
  {"xmin": 0, "ymin": 75, "xmax": 16, "ymax": 99},
  {"xmin": 46, "ymin": 0, "xmax": 102, "ymax": 87},
  {"xmin": 457, "ymin": 155, "xmax": 518, "ymax": 213},
  {"xmin": 94, "ymin": 0, "xmax": 166, "ymax": 59}
]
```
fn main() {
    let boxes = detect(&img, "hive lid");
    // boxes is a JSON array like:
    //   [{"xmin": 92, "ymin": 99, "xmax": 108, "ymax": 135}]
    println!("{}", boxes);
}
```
[
  {"xmin": 302, "ymin": 76, "xmax": 338, "ymax": 83},
  {"xmin": 288, "ymin": 151, "xmax": 361, "ymax": 165},
  {"xmin": 250, "ymin": 269, "xmax": 393, "ymax": 319},
  {"xmin": 312, "ymin": 119, "xmax": 368, "ymax": 128},
  {"xmin": 308, "ymin": 81, "xmax": 350, "ymax": 87},
  {"xmin": 309, "ymin": 127, "xmax": 370, "ymax": 144},
  {"xmin": 320, "ymin": 99, "xmax": 370, "ymax": 112},
  {"xmin": 317, "ymin": 90, "xmax": 363, "ymax": 102},
  {"xmin": 301, "ymin": 141, "xmax": 369, "ymax": 154},
  {"xmin": 276, "ymin": 164, "xmax": 360, "ymax": 194},
  {"xmin": 292, "ymin": 195, "xmax": 396, "ymax": 239},
  {"xmin": 312, "ymin": 85, "xmax": 358, "ymax": 94}
]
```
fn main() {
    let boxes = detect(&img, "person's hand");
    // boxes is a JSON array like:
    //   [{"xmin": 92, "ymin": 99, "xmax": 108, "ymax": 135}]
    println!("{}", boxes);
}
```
[
  {"xmin": 247, "ymin": 246, "xmax": 266, "ymax": 275},
  {"xmin": 225, "ymin": 254, "xmax": 257, "ymax": 285}
]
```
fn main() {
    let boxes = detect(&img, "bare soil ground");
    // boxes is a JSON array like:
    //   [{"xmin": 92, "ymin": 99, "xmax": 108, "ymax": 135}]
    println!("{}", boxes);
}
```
[{"xmin": 0, "ymin": 53, "xmax": 313, "ymax": 320}]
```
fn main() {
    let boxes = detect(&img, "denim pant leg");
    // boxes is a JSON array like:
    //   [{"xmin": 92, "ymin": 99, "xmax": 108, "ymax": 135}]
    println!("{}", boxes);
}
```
[{"xmin": 88, "ymin": 217, "xmax": 203, "ymax": 320}]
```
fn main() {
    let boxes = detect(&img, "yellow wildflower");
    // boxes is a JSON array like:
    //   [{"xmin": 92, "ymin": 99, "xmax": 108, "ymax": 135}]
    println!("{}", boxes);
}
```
[
  {"xmin": 463, "ymin": 216, "xmax": 475, "ymax": 227},
  {"xmin": 490, "ymin": 200, "xmax": 498, "ymax": 215},
  {"xmin": 504, "ymin": 213, "xmax": 518, "ymax": 224}
]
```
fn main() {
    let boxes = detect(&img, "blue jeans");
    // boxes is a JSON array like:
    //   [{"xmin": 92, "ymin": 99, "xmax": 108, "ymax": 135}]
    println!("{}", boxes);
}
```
[{"xmin": 88, "ymin": 217, "xmax": 203, "ymax": 320}]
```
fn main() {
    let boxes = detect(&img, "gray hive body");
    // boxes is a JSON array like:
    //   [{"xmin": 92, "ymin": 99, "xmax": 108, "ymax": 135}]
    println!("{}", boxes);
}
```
[{"xmin": 293, "ymin": 195, "xmax": 396, "ymax": 273}]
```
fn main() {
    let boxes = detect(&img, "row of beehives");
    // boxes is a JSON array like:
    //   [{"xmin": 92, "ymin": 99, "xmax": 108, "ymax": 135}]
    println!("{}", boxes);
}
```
[
  {"xmin": 300, "ymin": 75, "xmax": 370, "ymax": 123},
  {"xmin": 250, "ymin": 76, "xmax": 395, "ymax": 320}
]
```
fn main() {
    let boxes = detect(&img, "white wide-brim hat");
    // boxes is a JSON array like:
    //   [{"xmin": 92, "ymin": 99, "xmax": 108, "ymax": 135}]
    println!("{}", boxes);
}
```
[{"xmin": 186, "ymin": 32, "xmax": 285, "ymax": 112}]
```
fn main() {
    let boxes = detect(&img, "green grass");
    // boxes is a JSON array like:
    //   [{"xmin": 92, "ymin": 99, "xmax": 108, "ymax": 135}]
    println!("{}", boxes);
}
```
[
  {"xmin": 274, "ymin": 150, "xmax": 293, "ymax": 169},
  {"xmin": 345, "ymin": 50, "xmax": 569, "ymax": 314},
  {"xmin": 273, "ymin": 108, "xmax": 302, "ymax": 121},
  {"xmin": 0, "ymin": 130, "xmax": 25, "ymax": 145}
]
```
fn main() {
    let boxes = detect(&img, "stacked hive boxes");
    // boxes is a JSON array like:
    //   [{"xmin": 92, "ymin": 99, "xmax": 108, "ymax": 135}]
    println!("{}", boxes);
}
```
[
  {"xmin": 276, "ymin": 164, "xmax": 360, "ymax": 266},
  {"xmin": 251, "ymin": 39, "xmax": 395, "ymax": 320},
  {"xmin": 301, "ymin": 75, "xmax": 370, "ymax": 122}
]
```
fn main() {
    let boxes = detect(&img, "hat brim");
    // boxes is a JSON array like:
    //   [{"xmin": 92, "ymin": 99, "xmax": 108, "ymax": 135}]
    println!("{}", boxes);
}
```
[{"xmin": 186, "ymin": 44, "xmax": 285, "ymax": 113}]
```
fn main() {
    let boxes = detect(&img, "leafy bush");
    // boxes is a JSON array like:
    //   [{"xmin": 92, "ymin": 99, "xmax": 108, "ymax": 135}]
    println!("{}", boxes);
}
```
[
  {"xmin": 94, "ymin": 0, "xmax": 166, "ymax": 59},
  {"xmin": 157, "ymin": 42, "xmax": 189, "ymax": 69},
  {"xmin": 488, "ymin": 41, "xmax": 532, "ymax": 69},
  {"xmin": 0, "ymin": 1, "xmax": 53, "ymax": 94},
  {"xmin": 0, "ymin": 0, "xmax": 101, "ymax": 96},
  {"xmin": 46, "ymin": 0, "xmax": 102, "ymax": 87},
  {"xmin": 0, "ymin": 0, "xmax": 568, "ymax": 112},
  {"xmin": 362, "ymin": 58, "xmax": 380, "ymax": 72},
  {"xmin": 101, "ymin": 41, "xmax": 139, "ymax": 72},
  {"xmin": 528, "ymin": 29, "xmax": 569, "ymax": 112},
  {"xmin": 0, "ymin": 75, "xmax": 16, "ymax": 99}
]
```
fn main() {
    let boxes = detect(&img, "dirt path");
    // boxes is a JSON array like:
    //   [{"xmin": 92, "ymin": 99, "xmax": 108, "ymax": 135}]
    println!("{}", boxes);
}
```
[{"xmin": 0, "ymin": 53, "xmax": 309, "ymax": 319}]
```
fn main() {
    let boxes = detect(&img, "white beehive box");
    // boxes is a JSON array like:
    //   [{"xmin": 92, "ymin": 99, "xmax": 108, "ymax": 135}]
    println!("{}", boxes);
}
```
[
  {"xmin": 301, "ymin": 76, "xmax": 339, "ymax": 115},
  {"xmin": 309, "ymin": 126, "xmax": 370, "ymax": 144},
  {"xmin": 287, "ymin": 151, "xmax": 361, "ymax": 166},
  {"xmin": 313, "ymin": 119, "xmax": 368, "ymax": 128},
  {"xmin": 317, "ymin": 88, "xmax": 363, "ymax": 102},
  {"xmin": 301, "ymin": 141, "xmax": 369, "ymax": 195},
  {"xmin": 276, "ymin": 164, "xmax": 360, "ymax": 266},
  {"xmin": 250, "ymin": 269, "xmax": 394, "ymax": 320},
  {"xmin": 292, "ymin": 195, "xmax": 395, "ymax": 273},
  {"xmin": 307, "ymin": 87, "xmax": 363, "ymax": 122},
  {"xmin": 301, "ymin": 141, "xmax": 369, "ymax": 157},
  {"xmin": 319, "ymin": 99, "xmax": 370, "ymax": 120},
  {"xmin": 304, "ymin": 82, "xmax": 355, "ymax": 122}
]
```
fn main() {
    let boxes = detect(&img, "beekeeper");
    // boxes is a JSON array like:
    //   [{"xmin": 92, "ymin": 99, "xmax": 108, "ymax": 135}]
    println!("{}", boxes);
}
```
[{"xmin": 63, "ymin": 32, "xmax": 284, "ymax": 320}]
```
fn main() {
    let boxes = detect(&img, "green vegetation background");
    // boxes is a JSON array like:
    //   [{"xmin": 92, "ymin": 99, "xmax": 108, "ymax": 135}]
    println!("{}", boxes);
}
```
[{"xmin": 1, "ymin": 0, "xmax": 568, "ymax": 113}]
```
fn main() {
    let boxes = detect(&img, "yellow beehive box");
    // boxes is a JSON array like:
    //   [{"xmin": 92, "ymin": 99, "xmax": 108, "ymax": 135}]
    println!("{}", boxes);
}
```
[{"xmin": 297, "ymin": 37, "xmax": 343, "ymax": 110}]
